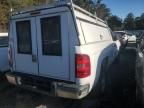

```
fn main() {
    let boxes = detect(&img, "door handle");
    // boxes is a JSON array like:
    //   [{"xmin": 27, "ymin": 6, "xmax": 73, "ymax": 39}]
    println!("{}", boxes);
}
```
[
  {"xmin": 32, "ymin": 54, "xmax": 37, "ymax": 62},
  {"xmin": 100, "ymin": 35, "xmax": 103, "ymax": 40}
]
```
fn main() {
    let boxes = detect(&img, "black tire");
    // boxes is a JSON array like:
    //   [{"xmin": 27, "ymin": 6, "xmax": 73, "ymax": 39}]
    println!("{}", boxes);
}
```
[
  {"xmin": 0, "ymin": 72, "xmax": 5, "ymax": 82},
  {"xmin": 136, "ymin": 86, "xmax": 144, "ymax": 107},
  {"xmin": 98, "ymin": 64, "xmax": 107, "ymax": 97},
  {"xmin": 94, "ymin": 60, "xmax": 109, "ymax": 99},
  {"xmin": 86, "ymin": 59, "xmax": 109, "ymax": 99}
]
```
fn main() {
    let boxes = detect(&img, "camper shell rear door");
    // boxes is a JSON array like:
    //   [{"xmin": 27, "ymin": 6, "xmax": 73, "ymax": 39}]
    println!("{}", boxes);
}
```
[{"xmin": 11, "ymin": 6, "xmax": 73, "ymax": 81}]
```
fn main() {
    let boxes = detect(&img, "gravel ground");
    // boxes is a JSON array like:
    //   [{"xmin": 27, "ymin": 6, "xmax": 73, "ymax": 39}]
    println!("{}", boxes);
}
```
[{"xmin": 0, "ymin": 43, "xmax": 137, "ymax": 108}]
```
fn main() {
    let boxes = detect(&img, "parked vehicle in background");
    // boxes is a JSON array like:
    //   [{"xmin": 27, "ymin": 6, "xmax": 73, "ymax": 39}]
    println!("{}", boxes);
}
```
[
  {"xmin": 136, "ymin": 37, "xmax": 144, "ymax": 106},
  {"xmin": 113, "ymin": 31, "xmax": 129, "ymax": 47},
  {"xmin": 112, "ymin": 32, "xmax": 121, "ymax": 51},
  {"xmin": 6, "ymin": 0, "xmax": 118, "ymax": 99},
  {"xmin": 0, "ymin": 33, "xmax": 9, "ymax": 73},
  {"xmin": 127, "ymin": 33, "xmax": 136, "ymax": 43},
  {"xmin": 137, "ymin": 31, "xmax": 144, "ymax": 47},
  {"xmin": 114, "ymin": 40, "xmax": 121, "ymax": 51}
]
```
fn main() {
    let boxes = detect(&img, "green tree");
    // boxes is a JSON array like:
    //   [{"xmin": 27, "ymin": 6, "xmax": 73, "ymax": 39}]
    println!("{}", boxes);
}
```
[
  {"xmin": 107, "ymin": 15, "xmax": 122, "ymax": 31},
  {"xmin": 0, "ymin": 0, "xmax": 54, "ymax": 32},
  {"xmin": 95, "ymin": 3, "xmax": 111, "ymax": 20},
  {"xmin": 0, "ymin": 1, "xmax": 9, "ymax": 24},
  {"xmin": 73, "ymin": 0, "xmax": 95, "ymax": 13},
  {"xmin": 7, "ymin": 0, "xmax": 54, "ymax": 9},
  {"xmin": 140, "ymin": 13, "xmax": 144, "ymax": 30},
  {"xmin": 0, "ymin": 0, "xmax": 111, "ymax": 31},
  {"xmin": 0, "ymin": 1, "xmax": 9, "ymax": 32},
  {"xmin": 135, "ymin": 17, "xmax": 141, "ymax": 30},
  {"xmin": 123, "ymin": 13, "xmax": 135, "ymax": 30},
  {"xmin": 135, "ymin": 13, "xmax": 144, "ymax": 30},
  {"xmin": 73, "ymin": 0, "xmax": 111, "ymax": 20}
]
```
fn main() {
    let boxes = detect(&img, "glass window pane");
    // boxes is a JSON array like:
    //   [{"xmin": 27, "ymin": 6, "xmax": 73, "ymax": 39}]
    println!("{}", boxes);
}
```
[
  {"xmin": 41, "ymin": 16, "xmax": 62, "ymax": 56},
  {"xmin": 16, "ymin": 20, "xmax": 32, "ymax": 54}
]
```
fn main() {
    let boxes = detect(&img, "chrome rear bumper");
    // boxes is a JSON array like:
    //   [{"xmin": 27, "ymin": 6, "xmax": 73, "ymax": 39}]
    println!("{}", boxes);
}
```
[{"xmin": 6, "ymin": 72, "xmax": 90, "ymax": 99}]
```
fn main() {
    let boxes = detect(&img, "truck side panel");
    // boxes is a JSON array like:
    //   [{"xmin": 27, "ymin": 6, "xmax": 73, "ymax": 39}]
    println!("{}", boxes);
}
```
[{"xmin": 74, "ymin": 9, "xmax": 117, "ymax": 92}]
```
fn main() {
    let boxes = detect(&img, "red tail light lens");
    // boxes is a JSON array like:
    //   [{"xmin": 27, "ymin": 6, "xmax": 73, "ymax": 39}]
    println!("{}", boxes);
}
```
[
  {"xmin": 8, "ymin": 45, "xmax": 13, "ymax": 67},
  {"xmin": 75, "ymin": 54, "xmax": 91, "ymax": 78}
]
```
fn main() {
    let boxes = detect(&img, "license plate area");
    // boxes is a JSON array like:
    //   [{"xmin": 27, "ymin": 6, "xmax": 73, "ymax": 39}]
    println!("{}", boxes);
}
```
[{"xmin": 21, "ymin": 76, "xmax": 52, "ymax": 92}]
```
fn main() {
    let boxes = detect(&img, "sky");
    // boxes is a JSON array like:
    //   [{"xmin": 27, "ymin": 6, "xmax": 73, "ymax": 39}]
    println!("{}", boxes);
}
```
[{"xmin": 100, "ymin": 0, "xmax": 144, "ymax": 19}]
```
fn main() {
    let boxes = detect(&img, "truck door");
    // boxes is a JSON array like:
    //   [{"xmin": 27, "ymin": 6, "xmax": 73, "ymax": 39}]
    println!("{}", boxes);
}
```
[
  {"xmin": 36, "ymin": 13, "xmax": 70, "ymax": 80},
  {"xmin": 12, "ymin": 18, "xmax": 38, "ymax": 75}
]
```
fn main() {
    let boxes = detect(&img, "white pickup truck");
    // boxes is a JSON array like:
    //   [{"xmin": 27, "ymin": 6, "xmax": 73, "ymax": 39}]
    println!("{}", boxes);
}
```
[
  {"xmin": 0, "ymin": 33, "xmax": 9, "ymax": 73},
  {"xmin": 6, "ymin": 0, "xmax": 118, "ymax": 99}
]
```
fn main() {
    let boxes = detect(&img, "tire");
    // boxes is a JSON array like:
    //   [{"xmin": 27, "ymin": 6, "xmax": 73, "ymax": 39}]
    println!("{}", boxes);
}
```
[
  {"xmin": 0, "ymin": 72, "xmax": 5, "ymax": 82},
  {"xmin": 98, "ymin": 64, "xmax": 107, "ymax": 96},
  {"xmin": 86, "ymin": 59, "xmax": 109, "ymax": 99},
  {"xmin": 95, "ymin": 60, "xmax": 109, "ymax": 99},
  {"xmin": 136, "ymin": 86, "xmax": 144, "ymax": 107}
]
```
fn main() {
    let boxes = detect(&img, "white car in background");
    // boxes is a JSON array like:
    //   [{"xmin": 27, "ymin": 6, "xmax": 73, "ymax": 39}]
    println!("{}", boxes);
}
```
[
  {"xmin": 0, "ymin": 33, "xmax": 9, "ymax": 73},
  {"xmin": 112, "ymin": 32, "xmax": 121, "ymax": 51},
  {"xmin": 113, "ymin": 31, "xmax": 128, "ymax": 45},
  {"xmin": 128, "ymin": 34, "xmax": 136, "ymax": 42}
]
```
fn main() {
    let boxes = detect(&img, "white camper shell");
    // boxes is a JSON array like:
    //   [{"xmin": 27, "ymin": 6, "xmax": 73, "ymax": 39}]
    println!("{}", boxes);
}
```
[{"xmin": 6, "ymin": 1, "xmax": 118, "ymax": 99}]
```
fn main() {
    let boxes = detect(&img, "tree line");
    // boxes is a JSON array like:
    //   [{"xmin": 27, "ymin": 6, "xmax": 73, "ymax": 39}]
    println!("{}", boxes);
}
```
[
  {"xmin": 0, "ymin": 0, "xmax": 54, "ymax": 25},
  {"xmin": 108, "ymin": 13, "xmax": 144, "ymax": 31},
  {"xmin": 0, "ymin": 0, "xmax": 143, "ymax": 32},
  {"xmin": 73, "ymin": 0, "xmax": 144, "ymax": 31}
]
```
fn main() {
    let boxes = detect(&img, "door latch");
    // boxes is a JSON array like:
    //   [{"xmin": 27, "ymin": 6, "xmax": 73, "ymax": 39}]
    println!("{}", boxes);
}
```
[{"xmin": 100, "ymin": 35, "xmax": 103, "ymax": 40}]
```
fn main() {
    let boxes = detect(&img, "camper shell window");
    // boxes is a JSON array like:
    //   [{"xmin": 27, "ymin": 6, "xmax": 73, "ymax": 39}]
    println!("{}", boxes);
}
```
[
  {"xmin": 16, "ymin": 20, "xmax": 32, "ymax": 54},
  {"xmin": 41, "ymin": 16, "xmax": 62, "ymax": 56}
]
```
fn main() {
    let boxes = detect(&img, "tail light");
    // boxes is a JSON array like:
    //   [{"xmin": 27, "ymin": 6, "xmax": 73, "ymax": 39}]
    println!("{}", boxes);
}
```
[
  {"xmin": 8, "ymin": 45, "xmax": 13, "ymax": 67},
  {"xmin": 75, "ymin": 54, "xmax": 91, "ymax": 78}
]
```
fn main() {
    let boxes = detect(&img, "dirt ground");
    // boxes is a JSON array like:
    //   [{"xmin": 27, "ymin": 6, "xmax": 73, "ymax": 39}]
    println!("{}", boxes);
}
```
[{"xmin": 0, "ymin": 43, "xmax": 137, "ymax": 108}]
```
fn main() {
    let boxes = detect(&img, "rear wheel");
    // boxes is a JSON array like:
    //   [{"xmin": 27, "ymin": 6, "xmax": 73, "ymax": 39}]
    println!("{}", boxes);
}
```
[
  {"xmin": 86, "ymin": 60, "xmax": 109, "ymax": 99},
  {"xmin": 98, "ymin": 63, "xmax": 107, "ymax": 97},
  {"xmin": 136, "ymin": 86, "xmax": 144, "ymax": 107}
]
